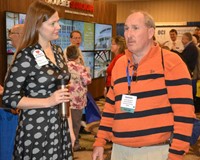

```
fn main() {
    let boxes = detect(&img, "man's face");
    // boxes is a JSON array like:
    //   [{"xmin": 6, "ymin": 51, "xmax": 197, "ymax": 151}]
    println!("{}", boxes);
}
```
[
  {"xmin": 169, "ymin": 32, "xmax": 177, "ymax": 42},
  {"xmin": 124, "ymin": 12, "xmax": 154, "ymax": 54},
  {"xmin": 182, "ymin": 35, "xmax": 189, "ymax": 46},
  {"xmin": 70, "ymin": 32, "xmax": 82, "ymax": 47},
  {"xmin": 8, "ymin": 28, "xmax": 22, "ymax": 48}
]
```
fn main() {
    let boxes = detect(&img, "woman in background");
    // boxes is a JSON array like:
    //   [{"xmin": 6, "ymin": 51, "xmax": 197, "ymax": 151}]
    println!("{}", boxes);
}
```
[
  {"xmin": 2, "ymin": 1, "xmax": 74, "ymax": 159},
  {"xmin": 105, "ymin": 36, "xmax": 126, "ymax": 95}
]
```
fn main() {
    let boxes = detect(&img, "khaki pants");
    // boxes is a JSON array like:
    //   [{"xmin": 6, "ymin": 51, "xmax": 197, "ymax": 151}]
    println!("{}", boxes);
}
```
[{"xmin": 111, "ymin": 143, "xmax": 169, "ymax": 160}]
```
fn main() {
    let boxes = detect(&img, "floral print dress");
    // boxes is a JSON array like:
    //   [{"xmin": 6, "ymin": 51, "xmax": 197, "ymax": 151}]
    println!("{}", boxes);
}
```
[{"xmin": 67, "ymin": 61, "xmax": 91, "ymax": 109}]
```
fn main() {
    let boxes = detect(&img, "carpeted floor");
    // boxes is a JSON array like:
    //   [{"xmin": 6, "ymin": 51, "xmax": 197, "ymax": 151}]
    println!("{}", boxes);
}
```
[{"xmin": 74, "ymin": 98, "xmax": 200, "ymax": 160}]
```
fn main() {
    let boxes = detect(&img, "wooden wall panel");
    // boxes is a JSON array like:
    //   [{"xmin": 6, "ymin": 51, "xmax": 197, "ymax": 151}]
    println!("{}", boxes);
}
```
[
  {"xmin": 0, "ymin": 0, "xmax": 117, "ymax": 99},
  {"xmin": 114, "ymin": 0, "xmax": 200, "ymax": 23}
]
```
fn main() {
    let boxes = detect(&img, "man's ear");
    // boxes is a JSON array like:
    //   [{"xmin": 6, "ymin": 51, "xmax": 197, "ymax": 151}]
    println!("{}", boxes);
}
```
[{"xmin": 148, "ymin": 28, "xmax": 155, "ymax": 39}]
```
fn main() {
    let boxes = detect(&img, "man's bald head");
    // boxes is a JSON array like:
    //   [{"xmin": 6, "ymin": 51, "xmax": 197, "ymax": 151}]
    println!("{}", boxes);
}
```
[{"xmin": 9, "ymin": 24, "xmax": 24, "ymax": 48}]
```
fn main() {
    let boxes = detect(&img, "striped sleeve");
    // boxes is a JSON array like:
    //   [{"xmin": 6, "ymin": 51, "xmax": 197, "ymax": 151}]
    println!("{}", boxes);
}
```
[
  {"xmin": 164, "ymin": 52, "xmax": 195, "ymax": 160},
  {"xmin": 93, "ymin": 85, "xmax": 116, "ymax": 147}
]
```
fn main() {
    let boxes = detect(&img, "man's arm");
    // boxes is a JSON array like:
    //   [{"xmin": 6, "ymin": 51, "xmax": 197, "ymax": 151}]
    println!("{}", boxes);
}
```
[{"xmin": 164, "ymin": 53, "xmax": 195, "ymax": 160}]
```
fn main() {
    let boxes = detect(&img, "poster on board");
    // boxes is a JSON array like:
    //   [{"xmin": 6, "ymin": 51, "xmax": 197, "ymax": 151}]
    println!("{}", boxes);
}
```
[{"xmin": 155, "ymin": 26, "xmax": 196, "ymax": 49}]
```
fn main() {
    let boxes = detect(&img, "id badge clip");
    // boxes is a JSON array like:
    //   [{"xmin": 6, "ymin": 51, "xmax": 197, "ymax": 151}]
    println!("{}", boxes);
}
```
[{"xmin": 33, "ymin": 49, "xmax": 49, "ymax": 67}]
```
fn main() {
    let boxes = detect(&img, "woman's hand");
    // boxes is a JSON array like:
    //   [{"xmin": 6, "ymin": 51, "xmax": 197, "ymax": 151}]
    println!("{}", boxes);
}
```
[{"xmin": 47, "ymin": 87, "xmax": 70, "ymax": 107}]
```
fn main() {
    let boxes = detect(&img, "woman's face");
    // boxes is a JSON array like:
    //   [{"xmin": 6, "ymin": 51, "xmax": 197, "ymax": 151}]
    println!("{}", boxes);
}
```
[
  {"xmin": 38, "ymin": 11, "xmax": 61, "ymax": 42},
  {"xmin": 111, "ymin": 40, "xmax": 119, "ymax": 54}
]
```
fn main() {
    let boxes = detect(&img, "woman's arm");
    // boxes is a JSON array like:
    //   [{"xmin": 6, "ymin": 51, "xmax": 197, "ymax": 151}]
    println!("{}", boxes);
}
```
[{"xmin": 16, "ymin": 88, "xmax": 70, "ymax": 109}]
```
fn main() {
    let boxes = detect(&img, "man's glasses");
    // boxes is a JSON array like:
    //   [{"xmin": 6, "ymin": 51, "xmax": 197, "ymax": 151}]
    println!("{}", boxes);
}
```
[{"xmin": 72, "ymin": 37, "xmax": 81, "ymax": 40}]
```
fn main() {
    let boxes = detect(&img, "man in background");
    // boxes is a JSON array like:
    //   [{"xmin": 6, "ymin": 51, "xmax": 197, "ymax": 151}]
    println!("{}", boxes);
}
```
[
  {"xmin": 181, "ymin": 32, "xmax": 198, "ymax": 76},
  {"xmin": 0, "ymin": 24, "xmax": 24, "ymax": 160},
  {"xmin": 8, "ymin": 24, "xmax": 24, "ymax": 48},
  {"xmin": 64, "ymin": 30, "xmax": 85, "ymax": 65},
  {"xmin": 166, "ymin": 29, "xmax": 183, "ymax": 54},
  {"xmin": 64, "ymin": 30, "xmax": 91, "ymax": 152}
]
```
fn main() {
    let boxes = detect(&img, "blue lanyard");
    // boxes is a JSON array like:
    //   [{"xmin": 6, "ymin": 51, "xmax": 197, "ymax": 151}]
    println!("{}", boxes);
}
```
[
  {"xmin": 126, "ymin": 60, "xmax": 138, "ymax": 94},
  {"xmin": 126, "ymin": 60, "xmax": 132, "ymax": 94}
]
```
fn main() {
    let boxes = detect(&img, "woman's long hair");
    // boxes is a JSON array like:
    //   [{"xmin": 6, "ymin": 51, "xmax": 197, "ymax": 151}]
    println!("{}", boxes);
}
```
[
  {"xmin": 112, "ymin": 35, "xmax": 127, "ymax": 54},
  {"xmin": 16, "ymin": 0, "xmax": 56, "ymax": 55}
]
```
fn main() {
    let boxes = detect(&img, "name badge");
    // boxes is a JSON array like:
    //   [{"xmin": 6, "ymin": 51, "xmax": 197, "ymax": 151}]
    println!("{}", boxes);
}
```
[
  {"xmin": 120, "ymin": 94, "xmax": 137, "ymax": 113},
  {"xmin": 33, "ymin": 49, "xmax": 48, "ymax": 67}
]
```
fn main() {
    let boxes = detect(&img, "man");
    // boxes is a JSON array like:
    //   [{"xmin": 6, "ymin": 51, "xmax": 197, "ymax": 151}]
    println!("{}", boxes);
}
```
[
  {"xmin": 181, "ymin": 32, "xmax": 198, "ymax": 76},
  {"xmin": 92, "ymin": 11, "xmax": 195, "ymax": 160},
  {"xmin": 193, "ymin": 27, "xmax": 200, "ymax": 38},
  {"xmin": 8, "ymin": 24, "xmax": 24, "ymax": 48},
  {"xmin": 0, "ymin": 24, "xmax": 24, "ymax": 160},
  {"xmin": 64, "ymin": 30, "xmax": 85, "ymax": 65},
  {"xmin": 166, "ymin": 29, "xmax": 183, "ymax": 54}
]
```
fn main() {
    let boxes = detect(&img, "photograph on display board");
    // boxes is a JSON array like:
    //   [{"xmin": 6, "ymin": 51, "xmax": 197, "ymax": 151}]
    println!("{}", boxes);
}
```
[
  {"xmin": 83, "ymin": 22, "xmax": 94, "ymax": 51},
  {"xmin": 94, "ymin": 50, "xmax": 112, "ymax": 78},
  {"xmin": 95, "ymin": 23, "xmax": 112, "ymax": 50},
  {"xmin": 155, "ymin": 26, "xmax": 196, "ymax": 52},
  {"xmin": 5, "ymin": 11, "xmax": 26, "ymax": 55},
  {"xmin": 52, "ymin": 19, "xmax": 73, "ymax": 51},
  {"xmin": 82, "ymin": 52, "xmax": 94, "ymax": 78}
]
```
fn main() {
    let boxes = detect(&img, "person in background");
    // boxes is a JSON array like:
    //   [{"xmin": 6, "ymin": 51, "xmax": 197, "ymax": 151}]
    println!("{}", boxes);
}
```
[
  {"xmin": 0, "ymin": 23, "xmax": 24, "ymax": 160},
  {"xmin": 65, "ymin": 30, "xmax": 91, "ymax": 135},
  {"xmin": 166, "ymin": 29, "xmax": 183, "ymax": 54},
  {"xmin": 8, "ymin": 24, "xmax": 24, "ymax": 49},
  {"xmin": 191, "ymin": 35, "xmax": 200, "ymax": 113},
  {"xmin": 181, "ymin": 32, "xmax": 198, "ymax": 76},
  {"xmin": 193, "ymin": 27, "xmax": 200, "ymax": 39},
  {"xmin": 64, "ymin": 30, "xmax": 85, "ymax": 65},
  {"xmin": 66, "ymin": 45, "xmax": 92, "ymax": 151},
  {"xmin": 2, "ymin": 1, "xmax": 75, "ymax": 159},
  {"xmin": 104, "ymin": 35, "xmax": 126, "ymax": 96},
  {"xmin": 92, "ymin": 10, "xmax": 195, "ymax": 160}
]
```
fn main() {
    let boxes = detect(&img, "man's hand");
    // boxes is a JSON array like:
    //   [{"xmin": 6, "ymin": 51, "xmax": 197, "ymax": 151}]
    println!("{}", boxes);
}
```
[{"xmin": 92, "ymin": 146, "xmax": 104, "ymax": 160}]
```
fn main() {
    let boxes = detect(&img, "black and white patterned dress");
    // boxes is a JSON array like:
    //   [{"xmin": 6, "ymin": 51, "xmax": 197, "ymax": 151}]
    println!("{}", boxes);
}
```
[{"xmin": 2, "ymin": 43, "xmax": 73, "ymax": 160}]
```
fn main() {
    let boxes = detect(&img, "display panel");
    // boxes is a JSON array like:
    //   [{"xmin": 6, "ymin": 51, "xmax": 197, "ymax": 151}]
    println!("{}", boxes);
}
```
[
  {"xmin": 95, "ymin": 23, "xmax": 112, "ymax": 50},
  {"xmin": 155, "ymin": 26, "xmax": 196, "ymax": 47},
  {"xmin": 94, "ymin": 50, "xmax": 112, "ymax": 78},
  {"xmin": 5, "ymin": 11, "xmax": 26, "ymax": 54},
  {"xmin": 52, "ymin": 19, "xmax": 73, "ymax": 51},
  {"xmin": 73, "ymin": 21, "xmax": 94, "ymax": 51},
  {"xmin": 82, "ymin": 51, "xmax": 95, "ymax": 78}
]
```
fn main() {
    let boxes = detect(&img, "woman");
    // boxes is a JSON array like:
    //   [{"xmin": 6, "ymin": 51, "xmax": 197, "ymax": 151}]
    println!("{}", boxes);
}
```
[
  {"xmin": 105, "ymin": 36, "xmax": 126, "ymax": 94},
  {"xmin": 2, "ymin": 1, "xmax": 74, "ymax": 159}
]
